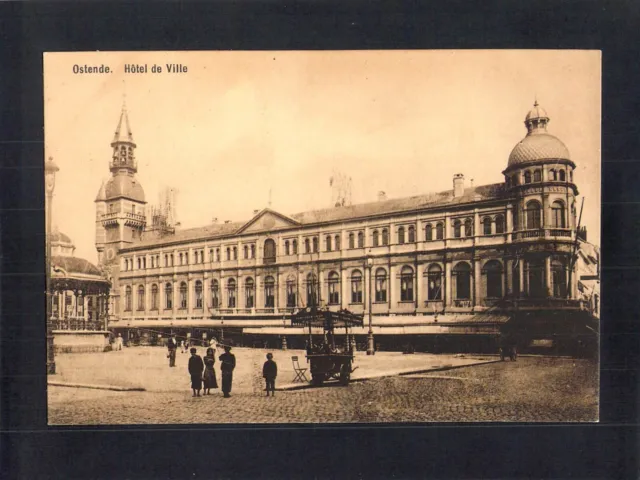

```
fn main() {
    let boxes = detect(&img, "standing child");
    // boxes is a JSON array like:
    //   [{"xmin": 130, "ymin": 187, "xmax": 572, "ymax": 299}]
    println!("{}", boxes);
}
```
[{"xmin": 262, "ymin": 353, "xmax": 277, "ymax": 397}]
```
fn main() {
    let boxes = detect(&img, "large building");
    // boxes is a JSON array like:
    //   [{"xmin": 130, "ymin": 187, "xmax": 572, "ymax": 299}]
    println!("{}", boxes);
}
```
[{"xmin": 95, "ymin": 101, "xmax": 598, "ymax": 353}]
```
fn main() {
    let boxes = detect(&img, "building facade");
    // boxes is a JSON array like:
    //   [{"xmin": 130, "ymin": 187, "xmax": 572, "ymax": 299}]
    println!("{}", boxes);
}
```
[{"xmin": 96, "ymin": 101, "xmax": 596, "ymax": 352}]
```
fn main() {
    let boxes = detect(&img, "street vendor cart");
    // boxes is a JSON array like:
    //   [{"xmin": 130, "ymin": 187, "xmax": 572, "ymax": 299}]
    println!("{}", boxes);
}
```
[{"xmin": 291, "ymin": 307, "xmax": 364, "ymax": 386}]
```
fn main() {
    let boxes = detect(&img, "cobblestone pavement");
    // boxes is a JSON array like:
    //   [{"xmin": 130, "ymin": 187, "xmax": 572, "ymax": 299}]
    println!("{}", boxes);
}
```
[{"xmin": 48, "ymin": 357, "xmax": 598, "ymax": 424}]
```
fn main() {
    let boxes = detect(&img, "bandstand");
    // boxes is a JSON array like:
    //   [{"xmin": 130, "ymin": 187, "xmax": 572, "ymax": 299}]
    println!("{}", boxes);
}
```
[{"xmin": 50, "ymin": 254, "xmax": 112, "ymax": 353}]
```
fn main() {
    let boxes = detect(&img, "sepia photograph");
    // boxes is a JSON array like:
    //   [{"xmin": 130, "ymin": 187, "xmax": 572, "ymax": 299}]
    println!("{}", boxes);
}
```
[{"xmin": 44, "ymin": 50, "xmax": 600, "ymax": 425}]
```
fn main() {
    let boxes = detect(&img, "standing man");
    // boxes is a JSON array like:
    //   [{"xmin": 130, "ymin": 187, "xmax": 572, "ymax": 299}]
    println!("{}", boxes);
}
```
[
  {"xmin": 167, "ymin": 334, "xmax": 178, "ymax": 367},
  {"xmin": 187, "ymin": 347, "xmax": 204, "ymax": 397},
  {"xmin": 116, "ymin": 333, "xmax": 123, "ymax": 351},
  {"xmin": 262, "ymin": 352, "xmax": 277, "ymax": 397},
  {"xmin": 219, "ymin": 345, "xmax": 236, "ymax": 398}
]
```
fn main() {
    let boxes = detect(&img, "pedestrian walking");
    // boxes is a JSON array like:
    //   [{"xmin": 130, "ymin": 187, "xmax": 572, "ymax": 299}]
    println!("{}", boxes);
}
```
[
  {"xmin": 202, "ymin": 347, "xmax": 218, "ymax": 395},
  {"xmin": 219, "ymin": 345, "xmax": 236, "ymax": 398},
  {"xmin": 262, "ymin": 352, "xmax": 277, "ymax": 397},
  {"xmin": 167, "ymin": 335, "xmax": 178, "ymax": 367},
  {"xmin": 115, "ymin": 333, "xmax": 123, "ymax": 351},
  {"xmin": 188, "ymin": 347, "xmax": 204, "ymax": 397},
  {"xmin": 180, "ymin": 340, "xmax": 186, "ymax": 354}
]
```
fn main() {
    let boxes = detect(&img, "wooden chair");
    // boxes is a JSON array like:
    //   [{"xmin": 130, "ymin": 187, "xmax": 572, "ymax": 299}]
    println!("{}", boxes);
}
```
[{"xmin": 291, "ymin": 356, "xmax": 309, "ymax": 383}]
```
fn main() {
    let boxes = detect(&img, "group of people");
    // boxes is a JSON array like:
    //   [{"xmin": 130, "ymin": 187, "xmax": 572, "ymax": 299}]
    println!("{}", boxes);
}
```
[{"xmin": 187, "ymin": 345, "xmax": 236, "ymax": 397}]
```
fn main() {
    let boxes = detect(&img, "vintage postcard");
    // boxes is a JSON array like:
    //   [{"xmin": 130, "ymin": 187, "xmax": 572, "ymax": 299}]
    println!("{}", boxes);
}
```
[{"xmin": 44, "ymin": 50, "xmax": 600, "ymax": 425}]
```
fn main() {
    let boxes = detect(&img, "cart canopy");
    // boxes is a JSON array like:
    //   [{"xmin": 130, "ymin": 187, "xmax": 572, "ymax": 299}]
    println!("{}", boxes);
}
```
[{"xmin": 291, "ymin": 308, "xmax": 364, "ymax": 329}]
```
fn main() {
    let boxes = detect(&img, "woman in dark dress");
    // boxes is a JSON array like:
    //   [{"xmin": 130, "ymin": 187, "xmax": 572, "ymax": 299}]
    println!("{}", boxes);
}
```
[
  {"xmin": 188, "ymin": 347, "xmax": 204, "ymax": 397},
  {"xmin": 202, "ymin": 347, "xmax": 218, "ymax": 395}
]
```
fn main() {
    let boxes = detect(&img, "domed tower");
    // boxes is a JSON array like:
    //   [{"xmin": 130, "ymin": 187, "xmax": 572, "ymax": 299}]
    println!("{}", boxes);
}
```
[
  {"xmin": 502, "ymin": 101, "xmax": 579, "ymax": 299},
  {"xmin": 95, "ymin": 103, "xmax": 147, "ymax": 265}
]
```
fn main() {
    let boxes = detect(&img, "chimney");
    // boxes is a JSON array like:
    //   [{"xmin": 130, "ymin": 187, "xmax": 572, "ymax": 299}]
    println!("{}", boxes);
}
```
[
  {"xmin": 378, "ymin": 191, "xmax": 387, "ymax": 202},
  {"xmin": 253, "ymin": 209, "xmax": 260, "ymax": 215},
  {"xmin": 453, "ymin": 173, "xmax": 465, "ymax": 198}
]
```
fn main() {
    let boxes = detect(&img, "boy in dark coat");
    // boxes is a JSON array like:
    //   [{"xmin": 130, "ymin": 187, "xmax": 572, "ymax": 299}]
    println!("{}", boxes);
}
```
[
  {"xmin": 219, "ymin": 345, "xmax": 236, "ymax": 398},
  {"xmin": 262, "ymin": 353, "xmax": 277, "ymax": 396},
  {"xmin": 188, "ymin": 347, "xmax": 204, "ymax": 397}
]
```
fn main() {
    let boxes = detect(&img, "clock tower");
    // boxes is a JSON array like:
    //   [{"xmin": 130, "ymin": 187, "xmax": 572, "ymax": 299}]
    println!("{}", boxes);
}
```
[{"xmin": 95, "ymin": 103, "xmax": 147, "ymax": 266}]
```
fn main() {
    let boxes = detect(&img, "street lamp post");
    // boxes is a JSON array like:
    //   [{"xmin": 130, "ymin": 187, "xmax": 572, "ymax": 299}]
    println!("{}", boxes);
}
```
[
  {"xmin": 45, "ymin": 156, "xmax": 59, "ymax": 374},
  {"xmin": 366, "ymin": 256, "xmax": 375, "ymax": 355}
]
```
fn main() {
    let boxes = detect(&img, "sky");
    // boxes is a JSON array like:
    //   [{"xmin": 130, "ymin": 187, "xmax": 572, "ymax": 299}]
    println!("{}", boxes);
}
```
[{"xmin": 44, "ymin": 50, "xmax": 601, "ymax": 264}]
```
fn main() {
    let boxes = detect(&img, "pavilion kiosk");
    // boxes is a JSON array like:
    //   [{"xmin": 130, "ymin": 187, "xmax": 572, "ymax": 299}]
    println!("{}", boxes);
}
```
[{"xmin": 292, "ymin": 307, "xmax": 364, "ymax": 385}]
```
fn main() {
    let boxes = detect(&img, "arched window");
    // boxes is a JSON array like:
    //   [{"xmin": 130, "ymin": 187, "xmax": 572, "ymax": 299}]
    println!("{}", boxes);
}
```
[
  {"xmin": 551, "ymin": 201, "xmax": 566, "ymax": 228},
  {"xmin": 495, "ymin": 215, "xmax": 505, "ymax": 234},
  {"xmin": 195, "ymin": 280, "xmax": 203, "ymax": 308},
  {"xmin": 550, "ymin": 169, "xmax": 557, "ymax": 181},
  {"xmin": 408, "ymin": 225, "xmax": 416, "ymax": 243},
  {"xmin": 227, "ymin": 279, "xmax": 237, "ymax": 308},
  {"xmin": 264, "ymin": 239, "xmax": 276, "ymax": 264},
  {"xmin": 215, "ymin": 249, "xmax": 220, "ymax": 262},
  {"xmin": 209, "ymin": 249, "xmax": 214, "ymax": 262},
  {"xmin": 325, "ymin": 235, "xmax": 332, "ymax": 252},
  {"xmin": 151, "ymin": 284, "xmax": 158, "ymax": 310},
  {"xmin": 179, "ymin": 282, "xmax": 187, "ymax": 309},
  {"xmin": 164, "ymin": 255, "xmax": 168, "ymax": 267},
  {"xmin": 251, "ymin": 245, "xmax": 255, "ymax": 259},
  {"xmin": 306, "ymin": 273, "xmax": 318, "ymax": 306},
  {"xmin": 524, "ymin": 171, "xmax": 532, "ymax": 184},
  {"xmin": 335, "ymin": 235, "xmax": 341, "ymax": 250},
  {"xmin": 398, "ymin": 226, "xmax": 405, "ymax": 244},
  {"xmin": 425, "ymin": 224, "xmax": 433, "ymax": 241},
  {"xmin": 151, "ymin": 257, "xmax": 154, "ymax": 269},
  {"xmin": 170, "ymin": 254, "xmax": 174, "ymax": 266},
  {"xmin": 464, "ymin": 218, "xmax": 473, "ymax": 237},
  {"xmin": 245, "ymin": 278, "xmax": 254, "ymax": 308},
  {"xmin": 551, "ymin": 259, "xmax": 567, "ymax": 298},
  {"xmin": 559, "ymin": 169, "xmax": 566, "ymax": 181},
  {"xmin": 569, "ymin": 170, "xmax": 573, "ymax": 182},
  {"xmin": 425, "ymin": 264, "xmax": 442, "ymax": 301},
  {"xmin": 526, "ymin": 200, "xmax": 542, "ymax": 229},
  {"xmin": 179, "ymin": 253, "xmax": 183, "ymax": 265},
  {"xmin": 482, "ymin": 260, "xmax": 503, "ymax": 299},
  {"xmin": 453, "ymin": 220, "xmax": 462, "ymax": 238},
  {"xmin": 372, "ymin": 230, "xmax": 379, "ymax": 247},
  {"xmin": 165, "ymin": 283, "xmax": 172, "ymax": 309},
  {"xmin": 312, "ymin": 237, "xmax": 319, "ymax": 253},
  {"xmin": 357, "ymin": 231, "xmax": 364, "ymax": 248},
  {"xmin": 137, "ymin": 285, "xmax": 145, "ymax": 310},
  {"xmin": 265, "ymin": 276, "xmax": 275, "ymax": 308},
  {"xmin": 351, "ymin": 270, "xmax": 363, "ymax": 303},
  {"xmin": 483, "ymin": 217, "xmax": 492, "ymax": 235},
  {"xmin": 328, "ymin": 272, "xmax": 340, "ymax": 305},
  {"xmin": 125, "ymin": 286, "xmax": 132, "ymax": 311},
  {"xmin": 533, "ymin": 170, "xmax": 542, "ymax": 182},
  {"xmin": 210, "ymin": 280, "xmax": 219, "ymax": 308},
  {"xmin": 382, "ymin": 228, "xmax": 389, "ymax": 245},
  {"xmin": 375, "ymin": 268, "xmax": 387, "ymax": 302},
  {"xmin": 138, "ymin": 258, "xmax": 142, "ymax": 269},
  {"xmin": 243, "ymin": 245, "xmax": 248, "ymax": 259},
  {"xmin": 453, "ymin": 262, "xmax": 471, "ymax": 300},
  {"xmin": 285, "ymin": 240, "xmax": 290, "ymax": 255},
  {"xmin": 436, "ymin": 223, "xmax": 444, "ymax": 240},
  {"xmin": 233, "ymin": 247, "xmax": 237, "ymax": 260},
  {"xmin": 292, "ymin": 239, "xmax": 298, "ymax": 254},
  {"xmin": 305, "ymin": 238, "xmax": 311, "ymax": 253},
  {"xmin": 400, "ymin": 266, "xmax": 414, "ymax": 301},
  {"xmin": 348, "ymin": 233, "xmax": 355, "ymax": 249},
  {"xmin": 286, "ymin": 275, "xmax": 297, "ymax": 308},
  {"xmin": 226, "ymin": 248, "xmax": 231, "ymax": 261}
]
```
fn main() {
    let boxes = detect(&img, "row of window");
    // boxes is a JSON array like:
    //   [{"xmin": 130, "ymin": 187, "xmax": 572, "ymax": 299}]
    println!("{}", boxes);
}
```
[
  {"xmin": 506, "ymin": 167, "xmax": 572, "ymax": 188},
  {"xmin": 123, "ymin": 259, "xmax": 568, "ymax": 312},
  {"xmin": 123, "ymin": 203, "xmax": 568, "ymax": 272}
]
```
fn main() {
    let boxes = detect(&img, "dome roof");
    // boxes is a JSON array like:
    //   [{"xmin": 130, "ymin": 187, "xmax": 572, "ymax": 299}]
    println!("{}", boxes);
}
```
[
  {"xmin": 50, "ymin": 231, "xmax": 73, "ymax": 244},
  {"xmin": 104, "ymin": 174, "xmax": 145, "ymax": 202},
  {"xmin": 508, "ymin": 133, "xmax": 570, "ymax": 167},
  {"xmin": 525, "ymin": 102, "xmax": 549, "ymax": 122}
]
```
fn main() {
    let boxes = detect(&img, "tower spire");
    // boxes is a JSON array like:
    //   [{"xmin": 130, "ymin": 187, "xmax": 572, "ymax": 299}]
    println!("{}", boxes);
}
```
[{"xmin": 110, "ymin": 98, "xmax": 137, "ymax": 173}]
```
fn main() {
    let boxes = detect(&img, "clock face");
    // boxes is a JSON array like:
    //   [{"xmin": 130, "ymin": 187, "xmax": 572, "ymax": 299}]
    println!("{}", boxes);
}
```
[{"xmin": 106, "ymin": 248, "xmax": 116, "ymax": 261}]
